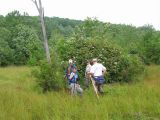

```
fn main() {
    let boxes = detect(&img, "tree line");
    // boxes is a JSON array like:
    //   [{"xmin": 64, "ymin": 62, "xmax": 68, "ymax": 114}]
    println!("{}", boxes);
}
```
[{"xmin": 0, "ymin": 10, "xmax": 81, "ymax": 66}]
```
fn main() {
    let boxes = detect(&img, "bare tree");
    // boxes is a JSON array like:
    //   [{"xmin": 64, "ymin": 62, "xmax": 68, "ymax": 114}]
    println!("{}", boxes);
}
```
[{"xmin": 31, "ymin": 0, "xmax": 51, "ymax": 64}]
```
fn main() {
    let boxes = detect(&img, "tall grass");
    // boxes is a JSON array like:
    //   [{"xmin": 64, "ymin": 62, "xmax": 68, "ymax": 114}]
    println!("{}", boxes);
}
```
[{"xmin": 0, "ymin": 66, "xmax": 160, "ymax": 120}]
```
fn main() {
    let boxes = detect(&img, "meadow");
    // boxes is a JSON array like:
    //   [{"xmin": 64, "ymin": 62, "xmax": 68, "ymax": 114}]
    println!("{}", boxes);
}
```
[{"xmin": 0, "ymin": 66, "xmax": 160, "ymax": 120}]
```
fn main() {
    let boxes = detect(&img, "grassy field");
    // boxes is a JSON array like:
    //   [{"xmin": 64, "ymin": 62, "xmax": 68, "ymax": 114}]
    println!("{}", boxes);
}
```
[{"xmin": 0, "ymin": 66, "xmax": 160, "ymax": 120}]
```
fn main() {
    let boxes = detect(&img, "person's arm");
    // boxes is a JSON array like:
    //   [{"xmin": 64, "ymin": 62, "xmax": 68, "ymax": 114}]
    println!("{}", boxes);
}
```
[
  {"xmin": 86, "ymin": 65, "xmax": 90, "ymax": 75},
  {"xmin": 67, "ymin": 66, "xmax": 71, "ymax": 75},
  {"xmin": 102, "ymin": 65, "xmax": 106, "ymax": 75},
  {"xmin": 69, "ymin": 72, "xmax": 74, "ymax": 80},
  {"xmin": 89, "ymin": 66, "xmax": 95, "ymax": 77}
]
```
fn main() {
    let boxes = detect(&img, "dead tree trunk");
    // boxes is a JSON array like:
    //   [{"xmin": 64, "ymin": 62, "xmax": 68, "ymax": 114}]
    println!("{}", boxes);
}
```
[{"xmin": 32, "ymin": 0, "xmax": 51, "ymax": 64}]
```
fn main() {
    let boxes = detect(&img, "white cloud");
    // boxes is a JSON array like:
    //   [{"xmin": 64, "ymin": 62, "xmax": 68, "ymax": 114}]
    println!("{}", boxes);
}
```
[{"xmin": 0, "ymin": 0, "xmax": 160, "ymax": 30}]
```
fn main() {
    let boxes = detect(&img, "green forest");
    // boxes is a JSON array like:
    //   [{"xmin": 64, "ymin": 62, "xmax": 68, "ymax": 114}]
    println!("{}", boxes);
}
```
[
  {"xmin": 1, "ymin": 11, "xmax": 160, "ymax": 66},
  {"xmin": 0, "ymin": 10, "xmax": 160, "ymax": 119}
]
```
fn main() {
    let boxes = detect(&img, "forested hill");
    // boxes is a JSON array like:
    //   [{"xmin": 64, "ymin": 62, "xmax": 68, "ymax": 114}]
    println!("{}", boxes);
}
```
[
  {"xmin": 1, "ymin": 10, "xmax": 159, "ymax": 40},
  {"xmin": 0, "ymin": 11, "xmax": 82, "ymax": 39},
  {"xmin": 0, "ymin": 10, "xmax": 160, "ymax": 66}
]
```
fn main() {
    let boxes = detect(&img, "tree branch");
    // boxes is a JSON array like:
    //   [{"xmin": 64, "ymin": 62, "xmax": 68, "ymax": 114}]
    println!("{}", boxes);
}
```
[
  {"xmin": 31, "ymin": 0, "xmax": 40, "ymax": 13},
  {"xmin": 42, "ymin": 7, "xmax": 44, "ymax": 18}
]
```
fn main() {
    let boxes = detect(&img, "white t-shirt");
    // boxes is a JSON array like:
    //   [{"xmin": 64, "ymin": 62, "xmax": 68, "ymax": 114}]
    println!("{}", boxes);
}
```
[
  {"xmin": 85, "ymin": 64, "xmax": 91, "ymax": 73},
  {"xmin": 85, "ymin": 64, "xmax": 92, "ymax": 77},
  {"xmin": 90, "ymin": 63, "xmax": 106, "ymax": 76}
]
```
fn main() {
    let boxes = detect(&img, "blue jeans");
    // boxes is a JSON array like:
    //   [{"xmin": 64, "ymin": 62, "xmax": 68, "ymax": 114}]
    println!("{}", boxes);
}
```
[
  {"xmin": 93, "ymin": 76, "xmax": 105, "ymax": 93},
  {"xmin": 93, "ymin": 76, "xmax": 105, "ymax": 84}
]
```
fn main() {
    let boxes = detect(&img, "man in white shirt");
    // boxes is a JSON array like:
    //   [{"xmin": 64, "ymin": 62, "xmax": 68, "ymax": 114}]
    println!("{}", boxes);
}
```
[{"xmin": 90, "ymin": 58, "xmax": 106, "ymax": 93}]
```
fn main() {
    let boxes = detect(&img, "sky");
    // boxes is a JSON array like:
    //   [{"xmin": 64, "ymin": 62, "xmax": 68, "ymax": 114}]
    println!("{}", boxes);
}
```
[{"xmin": 0, "ymin": 0, "xmax": 160, "ymax": 30}]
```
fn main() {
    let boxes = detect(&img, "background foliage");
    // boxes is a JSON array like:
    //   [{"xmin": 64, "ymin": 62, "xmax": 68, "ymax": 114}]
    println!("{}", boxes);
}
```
[
  {"xmin": 0, "ymin": 11, "xmax": 160, "ymax": 90},
  {"xmin": 56, "ymin": 20, "xmax": 144, "ymax": 83}
]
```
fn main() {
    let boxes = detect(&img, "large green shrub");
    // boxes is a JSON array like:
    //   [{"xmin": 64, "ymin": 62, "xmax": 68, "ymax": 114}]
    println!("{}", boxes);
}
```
[
  {"xmin": 55, "ymin": 19, "xmax": 144, "ymax": 83},
  {"xmin": 114, "ymin": 54, "xmax": 144, "ymax": 82},
  {"xmin": 57, "ymin": 38, "xmax": 144, "ymax": 83},
  {"xmin": 34, "ymin": 53, "xmax": 64, "ymax": 92}
]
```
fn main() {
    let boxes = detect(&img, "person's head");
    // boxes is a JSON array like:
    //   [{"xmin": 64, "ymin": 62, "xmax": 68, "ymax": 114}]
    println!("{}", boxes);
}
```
[
  {"xmin": 90, "ymin": 61, "xmax": 93, "ymax": 66},
  {"xmin": 86, "ymin": 60, "xmax": 90, "ymax": 65},
  {"xmin": 72, "ymin": 67, "xmax": 77, "ymax": 73},
  {"xmin": 68, "ymin": 59, "xmax": 73, "ymax": 65},
  {"xmin": 92, "ymin": 58, "xmax": 98, "ymax": 64},
  {"xmin": 87, "ymin": 60, "xmax": 93, "ymax": 66}
]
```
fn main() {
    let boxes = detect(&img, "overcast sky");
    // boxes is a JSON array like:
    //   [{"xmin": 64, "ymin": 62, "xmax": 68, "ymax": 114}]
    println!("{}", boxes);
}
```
[{"xmin": 0, "ymin": 0, "xmax": 160, "ymax": 30}]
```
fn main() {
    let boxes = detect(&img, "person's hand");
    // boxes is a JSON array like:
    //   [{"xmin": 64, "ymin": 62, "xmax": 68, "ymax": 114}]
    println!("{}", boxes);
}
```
[
  {"xmin": 102, "ymin": 70, "xmax": 106, "ymax": 76},
  {"xmin": 76, "ymin": 84, "xmax": 80, "ymax": 87}
]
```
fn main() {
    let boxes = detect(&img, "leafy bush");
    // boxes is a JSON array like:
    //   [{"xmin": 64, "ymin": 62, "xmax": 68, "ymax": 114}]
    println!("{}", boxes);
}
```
[
  {"xmin": 57, "ymin": 37, "xmax": 144, "ymax": 83},
  {"xmin": 55, "ymin": 18, "xmax": 145, "ymax": 83},
  {"xmin": 33, "ymin": 53, "xmax": 64, "ymax": 92},
  {"xmin": 114, "ymin": 55, "xmax": 144, "ymax": 82}
]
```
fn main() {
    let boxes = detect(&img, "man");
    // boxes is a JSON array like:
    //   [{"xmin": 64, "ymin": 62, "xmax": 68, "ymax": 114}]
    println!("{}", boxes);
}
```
[
  {"xmin": 84, "ymin": 60, "xmax": 92, "ymax": 88},
  {"xmin": 90, "ymin": 58, "xmax": 106, "ymax": 94},
  {"xmin": 69, "ymin": 67, "xmax": 83, "ymax": 96},
  {"xmin": 65, "ymin": 59, "xmax": 77, "ymax": 82}
]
